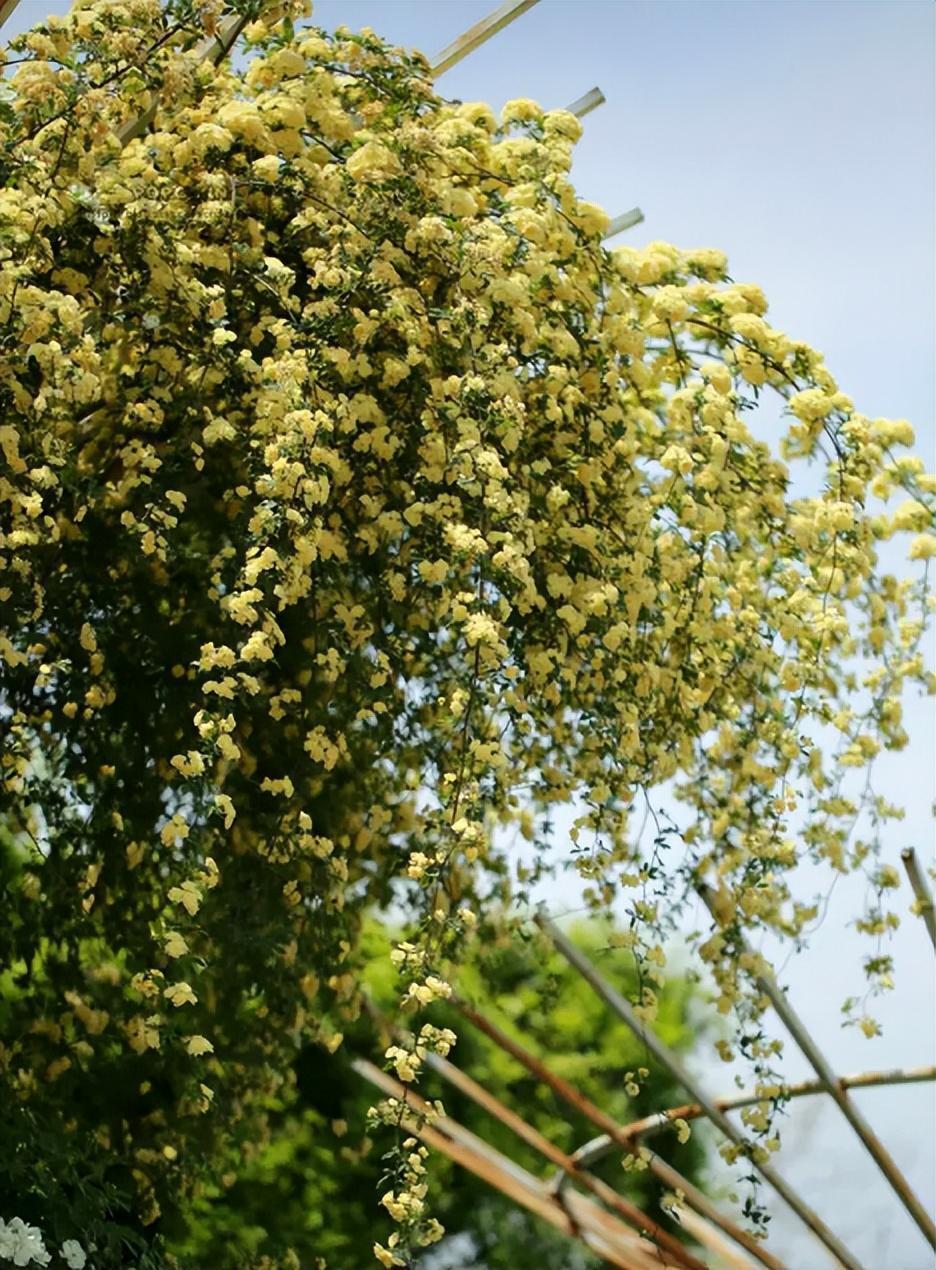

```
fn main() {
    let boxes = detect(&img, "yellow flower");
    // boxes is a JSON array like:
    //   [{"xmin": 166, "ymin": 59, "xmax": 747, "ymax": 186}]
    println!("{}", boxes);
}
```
[
  {"xmin": 501, "ymin": 97, "xmax": 541, "ymax": 124},
  {"xmin": 543, "ymin": 109, "xmax": 582, "ymax": 142},
  {"xmin": 167, "ymin": 881, "xmax": 201, "ymax": 916},
  {"xmin": 439, "ymin": 187, "xmax": 478, "ymax": 218},
  {"xmin": 252, "ymin": 155, "xmax": 282, "ymax": 183},
  {"xmin": 908, "ymin": 533, "xmax": 936, "ymax": 559},
  {"xmin": 216, "ymin": 100, "xmax": 270, "ymax": 145},
  {"xmin": 385, "ymin": 1045, "xmax": 420, "ymax": 1082},
  {"xmin": 789, "ymin": 388, "xmax": 834, "ymax": 422},
  {"xmin": 45, "ymin": 1056, "xmax": 72, "ymax": 1082},
  {"xmin": 170, "ymin": 751, "xmax": 205, "ymax": 778},
  {"xmin": 163, "ymin": 931, "xmax": 188, "ymax": 959},
  {"xmin": 191, "ymin": 122, "xmax": 233, "ymax": 154},
  {"xmin": 164, "ymin": 982, "xmax": 198, "ymax": 1008},
  {"xmin": 892, "ymin": 499, "xmax": 929, "ymax": 532},
  {"xmin": 214, "ymin": 793, "xmax": 236, "ymax": 828},
  {"xmin": 345, "ymin": 141, "xmax": 401, "ymax": 183},
  {"xmin": 463, "ymin": 613, "xmax": 500, "ymax": 647}
]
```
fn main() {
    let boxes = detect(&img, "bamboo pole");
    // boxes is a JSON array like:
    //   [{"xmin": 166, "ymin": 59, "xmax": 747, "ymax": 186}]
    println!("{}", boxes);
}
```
[
  {"xmin": 430, "ymin": 0, "xmax": 540, "ymax": 77},
  {"xmin": 901, "ymin": 848, "xmax": 936, "ymax": 950},
  {"xmin": 453, "ymin": 994, "xmax": 781, "ymax": 1269},
  {"xmin": 536, "ymin": 911, "xmax": 863, "ymax": 1270},
  {"xmin": 0, "ymin": 0, "xmax": 21, "ymax": 34},
  {"xmin": 675, "ymin": 1204, "xmax": 758, "ymax": 1270},
  {"xmin": 454, "ymin": 993, "xmax": 637, "ymax": 1140},
  {"xmin": 642, "ymin": 1152, "xmax": 785, "ymax": 1270},
  {"xmin": 670, "ymin": 1064, "xmax": 936, "ymax": 1122},
  {"xmin": 567, "ymin": 87, "xmax": 605, "ymax": 119},
  {"xmin": 419, "ymin": 1048, "xmax": 705, "ymax": 1270},
  {"xmin": 573, "ymin": 1065, "xmax": 936, "ymax": 1153},
  {"xmin": 696, "ymin": 885, "xmax": 936, "ymax": 1250},
  {"xmin": 353, "ymin": 1057, "xmax": 667, "ymax": 1270},
  {"xmin": 604, "ymin": 208, "xmax": 645, "ymax": 239},
  {"xmin": 564, "ymin": 1134, "xmax": 785, "ymax": 1269},
  {"xmin": 364, "ymin": 997, "xmax": 704, "ymax": 1268}
]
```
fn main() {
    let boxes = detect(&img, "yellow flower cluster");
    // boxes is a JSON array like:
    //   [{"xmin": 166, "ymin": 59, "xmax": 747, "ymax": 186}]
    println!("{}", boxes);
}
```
[{"xmin": 0, "ymin": 0, "xmax": 932, "ymax": 1252}]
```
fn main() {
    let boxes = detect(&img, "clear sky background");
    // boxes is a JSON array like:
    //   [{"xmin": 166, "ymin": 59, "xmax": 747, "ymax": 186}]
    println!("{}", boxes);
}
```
[{"xmin": 3, "ymin": 1, "xmax": 934, "ymax": 1266}]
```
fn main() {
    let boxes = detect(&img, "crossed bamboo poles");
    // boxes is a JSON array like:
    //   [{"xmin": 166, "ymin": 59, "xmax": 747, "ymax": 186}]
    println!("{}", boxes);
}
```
[
  {"xmin": 356, "ymin": 871, "xmax": 936, "ymax": 1269},
  {"xmin": 357, "ymin": 988, "xmax": 934, "ymax": 1269}
]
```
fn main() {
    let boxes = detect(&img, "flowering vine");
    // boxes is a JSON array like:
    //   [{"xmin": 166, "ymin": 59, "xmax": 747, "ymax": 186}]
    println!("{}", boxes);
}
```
[{"xmin": 0, "ymin": 0, "xmax": 932, "ymax": 1260}]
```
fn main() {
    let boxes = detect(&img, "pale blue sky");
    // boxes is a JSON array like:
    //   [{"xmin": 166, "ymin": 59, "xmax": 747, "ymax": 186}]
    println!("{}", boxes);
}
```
[{"xmin": 3, "ymin": 1, "xmax": 933, "ymax": 1265}]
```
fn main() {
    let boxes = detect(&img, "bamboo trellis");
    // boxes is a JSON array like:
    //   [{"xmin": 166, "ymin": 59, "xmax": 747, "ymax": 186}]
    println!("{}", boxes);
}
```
[
  {"xmin": 0, "ymin": 0, "xmax": 21, "ymax": 31},
  {"xmin": 356, "ymin": 870, "xmax": 935, "ymax": 1270}
]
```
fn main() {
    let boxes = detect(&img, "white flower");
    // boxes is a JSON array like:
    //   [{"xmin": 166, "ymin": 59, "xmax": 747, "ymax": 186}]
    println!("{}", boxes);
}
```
[
  {"xmin": 0, "ymin": 1217, "xmax": 51, "ymax": 1267},
  {"xmin": 60, "ymin": 1242, "xmax": 87, "ymax": 1270}
]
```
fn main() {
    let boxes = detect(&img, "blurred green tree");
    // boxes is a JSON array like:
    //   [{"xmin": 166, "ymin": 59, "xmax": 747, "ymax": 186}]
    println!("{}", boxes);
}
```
[{"xmin": 172, "ymin": 919, "xmax": 707, "ymax": 1268}]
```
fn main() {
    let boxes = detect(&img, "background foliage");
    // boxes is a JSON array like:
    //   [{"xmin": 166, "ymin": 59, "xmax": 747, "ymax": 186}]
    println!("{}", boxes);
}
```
[{"xmin": 173, "ymin": 920, "xmax": 707, "ymax": 1268}]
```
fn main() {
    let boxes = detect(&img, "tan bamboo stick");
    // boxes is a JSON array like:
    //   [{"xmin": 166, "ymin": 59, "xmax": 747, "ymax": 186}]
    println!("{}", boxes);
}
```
[
  {"xmin": 536, "ymin": 911, "xmax": 862, "ymax": 1270},
  {"xmin": 364, "ymin": 997, "xmax": 704, "ymax": 1268},
  {"xmin": 0, "ymin": 1, "xmax": 19, "ymax": 34},
  {"xmin": 567, "ymin": 87, "xmax": 605, "ymax": 119},
  {"xmin": 420, "ymin": 1048, "xmax": 705, "ymax": 1270},
  {"xmin": 430, "ymin": 0, "xmax": 540, "ymax": 76},
  {"xmin": 0, "ymin": 0, "xmax": 22, "ymax": 33},
  {"xmin": 604, "ymin": 208, "xmax": 645, "ymax": 239},
  {"xmin": 352, "ymin": 1057, "xmax": 665, "ymax": 1270},
  {"xmin": 675, "ymin": 1204, "xmax": 758, "ymax": 1270},
  {"xmin": 452, "ymin": 994, "xmax": 782, "ymax": 1269},
  {"xmin": 565, "ymin": 1133, "xmax": 785, "ymax": 1270},
  {"xmin": 575, "ymin": 1065, "xmax": 936, "ymax": 1152},
  {"xmin": 901, "ymin": 847, "xmax": 936, "ymax": 950},
  {"xmin": 643, "ymin": 1152, "xmax": 785, "ymax": 1270},
  {"xmin": 696, "ymin": 884, "xmax": 936, "ymax": 1250},
  {"xmin": 454, "ymin": 993, "xmax": 637, "ymax": 1139}
]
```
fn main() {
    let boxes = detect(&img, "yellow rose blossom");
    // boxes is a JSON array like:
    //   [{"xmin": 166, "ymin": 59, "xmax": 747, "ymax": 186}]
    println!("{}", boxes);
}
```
[
  {"xmin": 184, "ymin": 1035, "xmax": 214, "ymax": 1056},
  {"xmin": 164, "ymin": 982, "xmax": 198, "ymax": 1008},
  {"xmin": 345, "ymin": 140, "xmax": 401, "ymax": 182}
]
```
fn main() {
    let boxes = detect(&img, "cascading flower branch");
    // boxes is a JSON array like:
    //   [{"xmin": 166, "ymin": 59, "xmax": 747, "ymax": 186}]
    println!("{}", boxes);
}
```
[{"xmin": 0, "ymin": 0, "xmax": 933, "ymax": 1259}]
